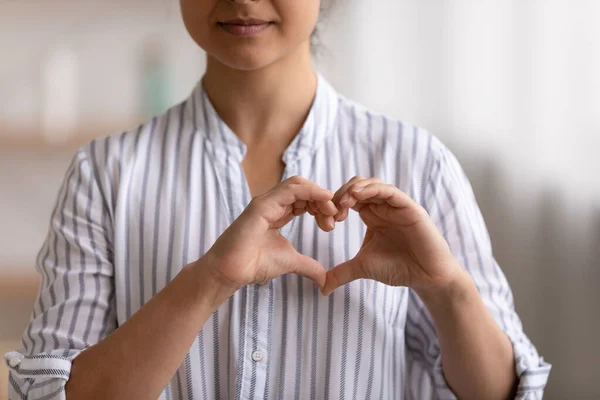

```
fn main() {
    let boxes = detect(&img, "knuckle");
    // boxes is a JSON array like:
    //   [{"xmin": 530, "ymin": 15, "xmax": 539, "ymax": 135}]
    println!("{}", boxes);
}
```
[
  {"xmin": 284, "ymin": 183, "xmax": 299, "ymax": 191},
  {"xmin": 357, "ymin": 262, "xmax": 369, "ymax": 280},
  {"xmin": 288, "ymin": 175, "xmax": 303, "ymax": 184}
]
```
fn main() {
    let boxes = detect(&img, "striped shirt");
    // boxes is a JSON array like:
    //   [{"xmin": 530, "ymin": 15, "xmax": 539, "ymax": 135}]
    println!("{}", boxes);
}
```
[{"xmin": 6, "ymin": 73, "xmax": 550, "ymax": 400}]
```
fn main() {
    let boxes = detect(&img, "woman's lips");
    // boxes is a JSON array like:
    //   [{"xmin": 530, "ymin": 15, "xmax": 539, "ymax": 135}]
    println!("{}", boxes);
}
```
[{"xmin": 218, "ymin": 19, "xmax": 272, "ymax": 37}]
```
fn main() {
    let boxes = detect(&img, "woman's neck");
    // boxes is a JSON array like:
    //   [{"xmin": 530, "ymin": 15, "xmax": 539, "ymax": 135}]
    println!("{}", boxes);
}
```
[{"xmin": 202, "ymin": 42, "xmax": 317, "ymax": 148}]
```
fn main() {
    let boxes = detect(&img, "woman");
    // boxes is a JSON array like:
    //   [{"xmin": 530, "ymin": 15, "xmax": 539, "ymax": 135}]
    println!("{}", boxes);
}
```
[{"xmin": 6, "ymin": 0, "xmax": 550, "ymax": 399}]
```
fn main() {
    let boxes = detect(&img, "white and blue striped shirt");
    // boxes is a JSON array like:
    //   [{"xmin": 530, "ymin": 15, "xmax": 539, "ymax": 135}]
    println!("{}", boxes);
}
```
[{"xmin": 6, "ymin": 74, "xmax": 550, "ymax": 399}]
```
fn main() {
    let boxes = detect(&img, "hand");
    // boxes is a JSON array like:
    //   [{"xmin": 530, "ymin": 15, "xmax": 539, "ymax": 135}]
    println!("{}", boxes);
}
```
[
  {"xmin": 322, "ymin": 176, "xmax": 460, "ymax": 296},
  {"xmin": 199, "ymin": 176, "xmax": 338, "ymax": 294}
]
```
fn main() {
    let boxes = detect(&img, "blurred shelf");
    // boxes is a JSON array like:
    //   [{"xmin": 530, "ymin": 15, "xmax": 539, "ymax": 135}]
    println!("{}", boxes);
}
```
[
  {"xmin": 0, "ymin": 119, "xmax": 142, "ymax": 152},
  {"xmin": 0, "ymin": 135, "xmax": 90, "ymax": 153}
]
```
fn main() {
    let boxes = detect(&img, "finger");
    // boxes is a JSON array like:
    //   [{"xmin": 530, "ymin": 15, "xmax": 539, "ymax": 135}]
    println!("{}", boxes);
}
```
[
  {"xmin": 273, "ymin": 180, "xmax": 334, "ymax": 205},
  {"xmin": 292, "ymin": 207, "xmax": 307, "ymax": 216},
  {"xmin": 292, "ymin": 200, "xmax": 308, "ymax": 216},
  {"xmin": 351, "ymin": 201, "xmax": 369, "ymax": 213},
  {"xmin": 300, "ymin": 200, "xmax": 332, "ymax": 229},
  {"xmin": 315, "ymin": 199, "xmax": 338, "ymax": 216},
  {"xmin": 306, "ymin": 205, "xmax": 317, "ymax": 217},
  {"xmin": 315, "ymin": 211, "xmax": 335, "ymax": 232},
  {"xmin": 360, "ymin": 197, "xmax": 386, "ymax": 204},
  {"xmin": 321, "ymin": 259, "xmax": 365, "ymax": 296},
  {"xmin": 335, "ymin": 176, "xmax": 370, "ymax": 206},
  {"xmin": 334, "ymin": 207, "xmax": 350, "ymax": 222},
  {"xmin": 339, "ymin": 177, "xmax": 382, "ymax": 206},
  {"xmin": 340, "ymin": 192, "xmax": 359, "ymax": 209},
  {"xmin": 271, "ymin": 209, "xmax": 297, "ymax": 229},
  {"xmin": 333, "ymin": 175, "xmax": 363, "ymax": 204},
  {"xmin": 252, "ymin": 178, "xmax": 334, "ymax": 223},
  {"xmin": 351, "ymin": 183, "xmax": 416, "ymax": 209},
  {"xmin": 294, "ymin": 200, "xmax": 307, "ymax": 210},
  {"xmin": 290, "ymin": 251, "xmax": 327, "ymax": 290},
  {"xmin": 342, "ymin": 195, "xmax": 379, "ymax": 213}
]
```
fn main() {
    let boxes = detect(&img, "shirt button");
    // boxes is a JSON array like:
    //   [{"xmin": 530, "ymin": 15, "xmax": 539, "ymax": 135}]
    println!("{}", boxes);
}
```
[
  {"xmin": 8, "ymin": 357, "xmax": 21, "ymax": 368},
  {"xmin": 251, "ymin": 350, "xmax": 264, "ymax": 362}
]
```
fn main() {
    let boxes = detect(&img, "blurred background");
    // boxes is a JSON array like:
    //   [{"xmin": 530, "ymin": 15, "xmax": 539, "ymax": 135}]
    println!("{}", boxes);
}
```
[{"xmin": 1, "ymin": 0, "xmax": 599, "ymax": 398}]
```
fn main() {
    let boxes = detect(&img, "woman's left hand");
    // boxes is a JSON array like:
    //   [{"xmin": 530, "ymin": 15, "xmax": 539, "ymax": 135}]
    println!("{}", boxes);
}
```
[{"xmin": 321, "ymin": 176, "xmax": 461, "ymax": 296}]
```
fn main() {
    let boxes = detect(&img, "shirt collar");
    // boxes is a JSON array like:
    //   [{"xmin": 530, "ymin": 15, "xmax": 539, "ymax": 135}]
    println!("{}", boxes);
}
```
[{"xmin": 185, "ymin": 72, "xmax": 340, "ymax": 163}]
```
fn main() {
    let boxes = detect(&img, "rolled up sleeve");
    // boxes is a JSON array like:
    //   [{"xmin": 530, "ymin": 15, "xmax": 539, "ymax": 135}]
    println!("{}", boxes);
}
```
[
  {"xmin": 6, "ymin": 350, "xmax": 80, "ymax": 399},
  {"xmin": 5, "ymin": 145, "xmax": 117, "ymax": 399},
  {"xmin": 404, "ymin": 137, "xmax": 551, "ymax": 399}
]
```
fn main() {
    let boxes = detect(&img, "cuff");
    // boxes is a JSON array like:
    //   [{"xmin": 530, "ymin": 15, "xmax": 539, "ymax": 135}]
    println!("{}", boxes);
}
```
[
  {"xmin": 429, "ymin": 341, "xmax": 551, "ymax": 400},
  {"xmin": 5, "ymin": 349, "xmax": 82, "ymax": 400},
  {"xmin": 513, "ymin": 340, "xmax": 552, "ymax": 399}
]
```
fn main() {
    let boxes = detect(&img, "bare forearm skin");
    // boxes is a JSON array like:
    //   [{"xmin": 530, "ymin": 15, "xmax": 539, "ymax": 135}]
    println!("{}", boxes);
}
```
[
  {"xmin": 416, "ymin": 266, "xmax": 518, "ymax": 400},
  {"xmin": 66, "ymin": 257, "xmax": 234, "ymax": 400}
]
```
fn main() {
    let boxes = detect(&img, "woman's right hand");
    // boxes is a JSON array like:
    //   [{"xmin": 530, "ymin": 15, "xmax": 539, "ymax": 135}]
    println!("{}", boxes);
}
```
[{"xmin": 198, "ymin": 175, "xmax": 338, "ymax": 295}]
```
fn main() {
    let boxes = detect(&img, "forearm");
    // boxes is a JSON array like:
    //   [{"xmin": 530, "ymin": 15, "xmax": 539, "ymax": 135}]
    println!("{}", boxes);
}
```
[
  {"xmin": 416, "ymin": 266, "xmax": 517, "ymax": 400},
  {"xmin": 66, "ymin": 257, "xmax": 235, "ymax": 399}
]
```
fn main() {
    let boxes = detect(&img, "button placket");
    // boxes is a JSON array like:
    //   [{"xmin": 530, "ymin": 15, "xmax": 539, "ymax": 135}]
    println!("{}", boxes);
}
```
[{"xmin": 238, "ymin": 281, "xmax": 271, "ymax": 399}]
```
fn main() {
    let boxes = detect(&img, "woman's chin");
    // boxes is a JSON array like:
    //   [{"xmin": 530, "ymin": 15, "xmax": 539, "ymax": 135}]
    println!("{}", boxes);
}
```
[{"xmin": 210, "ymin": 48, "xmax": 282, "ymax": 72}]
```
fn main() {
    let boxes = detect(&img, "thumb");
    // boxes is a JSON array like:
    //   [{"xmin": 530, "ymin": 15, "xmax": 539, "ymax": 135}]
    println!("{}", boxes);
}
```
[
  {"xmin": 290, "ymin": 251, "xmax": 327, "ymax": 290},
  {"xmin": 322, "ymin": 258, "xmax": 365, "ymax": 296}
]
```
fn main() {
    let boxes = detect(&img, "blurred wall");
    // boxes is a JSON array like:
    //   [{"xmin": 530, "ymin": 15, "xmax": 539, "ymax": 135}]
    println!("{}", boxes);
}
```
[{"xmin": 1, "ymin": 1, "xmax": 599, "ymax": 399}]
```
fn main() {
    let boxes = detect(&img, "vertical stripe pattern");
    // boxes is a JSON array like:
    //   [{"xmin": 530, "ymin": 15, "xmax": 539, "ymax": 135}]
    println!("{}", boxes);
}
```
[{"xmin": 6, "ymin": 74, "xmax": 550, "ymax": 400}]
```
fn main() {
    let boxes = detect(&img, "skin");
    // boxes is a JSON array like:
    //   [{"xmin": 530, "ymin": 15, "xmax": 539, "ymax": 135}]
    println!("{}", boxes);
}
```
[
  {"xmin": 66, "ymin": 0, "xmax": 517, "ymax": 399},
  {"xmin": 325, "ymin": 177, "xmax": 518, "ymax": 399}
]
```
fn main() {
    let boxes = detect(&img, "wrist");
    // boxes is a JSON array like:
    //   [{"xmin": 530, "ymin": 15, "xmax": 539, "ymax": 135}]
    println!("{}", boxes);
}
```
[
  {"xmin": 185, "ymin": 254, "xmax": 239, "ymax": 312},
  {"xmin": 415, "ymin": 265, "xmax": 475, "ymax": 308}
]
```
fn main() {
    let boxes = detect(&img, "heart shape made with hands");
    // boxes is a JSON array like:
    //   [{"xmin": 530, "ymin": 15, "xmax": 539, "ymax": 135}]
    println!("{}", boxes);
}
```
[
  {"xmin": 208, "ymin": 174, "xmax": 451, "ymax": 296},
  {"xmin": 298, "ymin": 176, "xmax": 398, "ymax": 296},
  {"xmin": 292, "ymin": 175, "xmax": 454, "ymax": 297}
]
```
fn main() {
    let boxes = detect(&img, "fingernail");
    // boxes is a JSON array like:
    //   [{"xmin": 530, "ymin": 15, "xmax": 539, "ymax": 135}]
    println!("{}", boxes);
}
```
[
  {"xmin": 353, "ymin": 186, "xmax": 364, "ymax": 193},
  {"xmin": 340, "ymin": 193, "xmax": 349, "ymax": 204},
  {"xmin": 329, "ymin": 221, "xmax": 335, "ymax": 230}
]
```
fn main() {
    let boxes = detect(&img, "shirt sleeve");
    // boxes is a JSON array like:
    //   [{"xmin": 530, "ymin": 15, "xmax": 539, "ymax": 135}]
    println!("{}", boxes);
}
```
[
  {"xmin": 5, "ymin": 147, "xmax": 117, "ymax": 400},
  {"xmin": 403, "ymin": 139, "xmax": 551, "ymax": 400}
]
